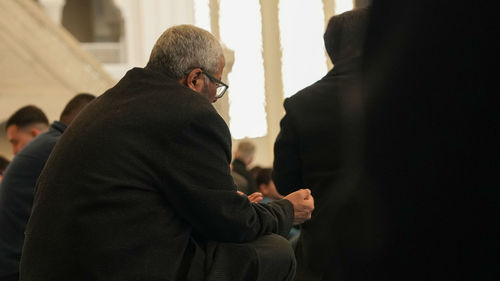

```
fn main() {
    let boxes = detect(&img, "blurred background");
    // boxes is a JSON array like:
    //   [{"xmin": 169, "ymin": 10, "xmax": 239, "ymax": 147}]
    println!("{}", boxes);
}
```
[{"xmin": 0, "ymin": 0, "xmax": 370, "ymax": 166}]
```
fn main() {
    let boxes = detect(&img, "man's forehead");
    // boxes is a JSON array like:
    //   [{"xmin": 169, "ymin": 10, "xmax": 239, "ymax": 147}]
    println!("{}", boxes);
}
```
[{"xmin": 7, "ymin": 125, "xmax": 30, "ymax": 137}]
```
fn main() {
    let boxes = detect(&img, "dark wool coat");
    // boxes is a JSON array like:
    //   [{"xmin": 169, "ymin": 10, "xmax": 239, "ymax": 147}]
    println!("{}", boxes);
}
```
[
  {"xmin": 20, "ymin": 68, "xmax": 294, "ymax": 281},
  {"xmin": 273, "ymin": 57, "xmax": 379, "ymax": 281}
]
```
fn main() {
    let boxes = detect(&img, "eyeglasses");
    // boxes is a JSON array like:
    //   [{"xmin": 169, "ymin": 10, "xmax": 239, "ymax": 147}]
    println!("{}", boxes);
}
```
[
  {"xmin": 200, "ymin": 69, "xmax": 229, "ymax": 99},
  {"xmin": 184, "ymin": 68, "xmax": 229, "ymax": 99}
]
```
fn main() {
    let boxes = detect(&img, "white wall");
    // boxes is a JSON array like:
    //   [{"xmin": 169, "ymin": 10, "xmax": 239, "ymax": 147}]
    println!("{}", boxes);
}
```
[{"xmin": 1, "ymin": 0, "xmax": 349, "ymax": 166}]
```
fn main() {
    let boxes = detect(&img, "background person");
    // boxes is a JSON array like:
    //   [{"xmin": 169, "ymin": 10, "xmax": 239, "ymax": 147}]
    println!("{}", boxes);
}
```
[
  {"xmin": 5, "ymin": 105, "xmax": 49, "ymax": 155},
  {"xmin": 255, "ymin": 168, "xmax": 283, "ymax": 203},
  {"xmin": 272, "ymin": 8, "xmax": 369, "ymax": 281},
  {"xmin": 0, "ymin": 93, "xmax": 95, "ymax": 281},
  {"xmin": 232, "ymin": 140, "xmax": 257, "ymax": 194}
]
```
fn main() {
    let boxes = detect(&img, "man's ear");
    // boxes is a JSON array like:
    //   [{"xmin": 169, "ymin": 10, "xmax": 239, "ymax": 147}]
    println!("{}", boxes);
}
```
[
  {"xmin": 30, "ymin": 128, "xmax": 42, "ymax": 138},
  {"xmin": 184, "ymin": 68, "xmax": 204, "ymax": 92}
]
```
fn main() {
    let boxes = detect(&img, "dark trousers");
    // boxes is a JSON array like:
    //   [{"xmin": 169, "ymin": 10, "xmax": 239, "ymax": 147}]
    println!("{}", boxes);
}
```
[{"xmin": 206, "ymin": 234, "xmax": 296, "ymax": 281}]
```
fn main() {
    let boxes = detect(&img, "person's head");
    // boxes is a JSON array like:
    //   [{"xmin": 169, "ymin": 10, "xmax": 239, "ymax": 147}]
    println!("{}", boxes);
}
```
[
  {"xmin": 6, "ymin": 105, "xmax": 49, "ymax": 155},
  {"xmin": 0, "ymin": 155, "xmax": 10, "ymax": 182},
  {"xmin": 324, "ymin": 7, "xmax": 369, "ymax": 64},
  {"xmin": 60, "ymin": 93, "xmax": 96, "ymax": 125},
  {"xmin": 146, "ymin": 24, "xmax": 227, "ymax": 103},
  {"xmin": 255, "ymin": 168, "xmax": 282, "ymax": 200},
  {"xmin": 234, "ymin": 141, "xmax": 256, "ymax": 166},
  {"xmin": 250, "ymin": 165, "xmax": 263, "ymax": 180}
]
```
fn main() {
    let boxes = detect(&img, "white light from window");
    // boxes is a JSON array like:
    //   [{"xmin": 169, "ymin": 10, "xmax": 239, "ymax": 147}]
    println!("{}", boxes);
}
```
[
  {"xmin": 279, "ymin": 0, "xmax": 327, "ymax": 98},
  {"xmin": 193, "ymin": 0, "xmax": 211, "ymax": 32},
  {"xmin": 335, "ymin": 0, "xmax": 354, "ymax": 15},
  {"xmin": 219, "ymin": 0, "xmax": 267, "ymax": 139}
]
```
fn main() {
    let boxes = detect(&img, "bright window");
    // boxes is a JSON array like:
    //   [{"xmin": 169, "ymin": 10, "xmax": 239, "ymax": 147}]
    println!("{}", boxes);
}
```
[
  {"xmin": 219, "ymin": 0, "xmax": 267, "ymax": 139},
  {"xmin": 193, "ymin": 0, "xmax": 211, "ymax": 32},
  {"xmin": 335, "ymin": 0, "xmax": 354, "ymax": 15},
  {"xmin": 279, "ymin": 0, "xmax": 327, "ymax": 98}
]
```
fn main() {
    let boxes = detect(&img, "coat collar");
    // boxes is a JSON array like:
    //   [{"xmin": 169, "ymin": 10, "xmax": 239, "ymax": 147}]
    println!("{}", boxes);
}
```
[
  {"xmin": 327, "ymin": 56, "xmax": 363, "ymax": 77},
  {"xmin": 50, "ymin": 121, "xmax": 67, "ymax": 134}
]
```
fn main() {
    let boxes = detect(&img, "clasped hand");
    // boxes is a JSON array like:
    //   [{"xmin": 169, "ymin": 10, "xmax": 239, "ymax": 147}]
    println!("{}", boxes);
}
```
[{"xmin": 283, "ymin": 189, "xmax": 314, "ymax": 225}]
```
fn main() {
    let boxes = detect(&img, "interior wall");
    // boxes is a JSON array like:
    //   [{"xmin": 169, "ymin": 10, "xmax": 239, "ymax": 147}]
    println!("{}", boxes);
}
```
[
  {"xmin": 0, "ymin": 0, "xmax": 115, "ymax": 159},
  {"xmin": 61, "ymin": 0, "xmax": 93, "ymax": 42},
  {"xmin": 0, "ymin": 0, "xmax": 361, "ymax": 166},
  {"xmin": 0, "ymin": 123, "xmax": 10, "ymax": 161}
]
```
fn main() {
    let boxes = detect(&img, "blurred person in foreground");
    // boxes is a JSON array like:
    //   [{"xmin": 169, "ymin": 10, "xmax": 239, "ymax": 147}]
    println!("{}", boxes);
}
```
[
  {"xmin": 20, "ymin": 25, "xmax": 314, "ymax": 281},
  {"xmin": 0, "ymin": 93, "xmax": 95, "ymax": 281},
  {"xmin": 350, "ymin": 0, "xmax": 497, "ymax": 280}
]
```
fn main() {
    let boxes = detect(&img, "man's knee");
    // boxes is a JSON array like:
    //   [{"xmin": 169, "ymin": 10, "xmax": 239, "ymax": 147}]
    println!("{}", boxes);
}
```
[
  {"xmin": 206, "ymin": 234, "xmax": 296, "ymax": 281},
  {"xmin": 254, "ymin": 234, "xmax": 294, "ymax": 261},
  {"xmin": 253, "ymin": 234, "xmax": 296, "ymax": 281}
]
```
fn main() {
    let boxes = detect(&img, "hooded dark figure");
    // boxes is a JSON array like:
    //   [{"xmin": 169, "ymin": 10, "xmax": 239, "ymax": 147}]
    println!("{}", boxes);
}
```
[{"xmin": 272, "ymin": 8, "xmax": 376, "ymax": 281}]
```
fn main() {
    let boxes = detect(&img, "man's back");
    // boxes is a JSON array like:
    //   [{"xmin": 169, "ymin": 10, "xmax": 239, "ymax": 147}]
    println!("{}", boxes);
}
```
[
  {"xmin": 22, "ymin": 68, "xmax": 200, "ymax": 280},
  {"xmin": 274, "ymin": 58, "xmax": 360, "ymax": 190},
  {"xmin": 21, "ymin": 67, "xmax": 296, "ymax": 281},
  {"xmin": 273, "ymin": 57, "xmax": 367, "ymax": 281},
  {"xmin": 273, "ymin": 9, "xmax": 371, "ymax": 280}
]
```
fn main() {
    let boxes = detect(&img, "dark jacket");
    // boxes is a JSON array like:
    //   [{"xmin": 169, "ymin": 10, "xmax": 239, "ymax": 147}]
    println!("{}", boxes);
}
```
[
  {"xmin": 273, "ymin": 57, "xmax": 373, "ymax": 281},
  {"xmin": 0, "ymin": 121, "xmax": 66, "ymax": 281},
  {"xmin": 20, "ymin": 68, "xmax": 294, "ymax": 281}
]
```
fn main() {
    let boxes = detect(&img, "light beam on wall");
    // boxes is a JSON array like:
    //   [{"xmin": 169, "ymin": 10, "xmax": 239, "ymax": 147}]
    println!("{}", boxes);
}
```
[
  {"xmin": 335, "ymin": 0, "xmax": 354, "ymax": 15},
  {"xmin": 219, "ymin": 0, "xmax": 267, "ymax": 139},
  {"xmin": 193, "ymin": 0, "xmax": 211, "ymax": 32},
  {"xmin": 279, "ymin": 0, "xmax": 327, "ymax": 98}
]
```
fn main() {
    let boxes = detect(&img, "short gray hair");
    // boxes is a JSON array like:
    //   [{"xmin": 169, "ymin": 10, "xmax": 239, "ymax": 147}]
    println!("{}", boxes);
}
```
[
  {"xmin": 236, "ymin": 141, "xmax": 256, "ymax": 158},
  {"xmin": 146, "ymin": 25, "xmax": 223, "ymax": 79}
]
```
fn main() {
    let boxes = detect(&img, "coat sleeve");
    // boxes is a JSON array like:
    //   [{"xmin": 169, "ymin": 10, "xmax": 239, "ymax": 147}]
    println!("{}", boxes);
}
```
[
  {"xmin": 273, "ymin": 98, "xmax": 303, "ymax": 195},
  {"xmin": 157, "ymin": 107, "xmax": 294, "ymax": 243}
]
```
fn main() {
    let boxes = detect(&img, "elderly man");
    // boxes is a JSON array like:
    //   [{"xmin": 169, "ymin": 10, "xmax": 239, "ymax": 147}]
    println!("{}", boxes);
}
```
[{"xmin": 20, "ymin": 25, "xmax": 314, "ymax": 281}]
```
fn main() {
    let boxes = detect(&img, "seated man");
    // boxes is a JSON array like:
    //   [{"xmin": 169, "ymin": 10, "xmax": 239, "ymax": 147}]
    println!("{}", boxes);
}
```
[
  {"xmin": 5, "ymin": 105, "xmax": 49, "ymax": 155},
  {"xmin": 255, "ymin": 167, "xmax": 284, "ymax": 203},
  {"xmin": 255, "ymin": 168, "xmax": 299, "ymax": 243},
  {"xmin": 0, "ymin": 94, "xmax": 95, "ymax": 281},
  {"xmin": 232, "ymin": 141, "xmax": 258, "ymax": 194},
  {"xmin": 20, "ymin": 25, "xmax": 314, "ymax": 281}
]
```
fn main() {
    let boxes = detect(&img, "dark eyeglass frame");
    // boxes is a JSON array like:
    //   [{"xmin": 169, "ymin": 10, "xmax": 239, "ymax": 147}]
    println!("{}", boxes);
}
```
[
  {"xmin": 201, "ymin": 69, "xmax": 229, "ymax": 99},
  {"xmin": 184, "ymin": 68, "xmax": 229, "ymax": 99}
]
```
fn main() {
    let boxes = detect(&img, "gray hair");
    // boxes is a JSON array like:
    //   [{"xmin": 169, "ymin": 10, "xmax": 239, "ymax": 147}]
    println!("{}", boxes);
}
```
[
  {"xmin": 236, "ymin": 141, "xmax": 256, "ymax": 158},
  {"xmin": 146, "ymin": 25, "xmax": 223, "ymax": 79}
]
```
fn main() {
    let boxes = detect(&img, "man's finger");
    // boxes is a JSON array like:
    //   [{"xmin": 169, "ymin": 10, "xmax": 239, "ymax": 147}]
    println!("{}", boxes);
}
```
[{"xmin": 300, "ymin": 188, "xmax": 312, "ymax": 199}]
